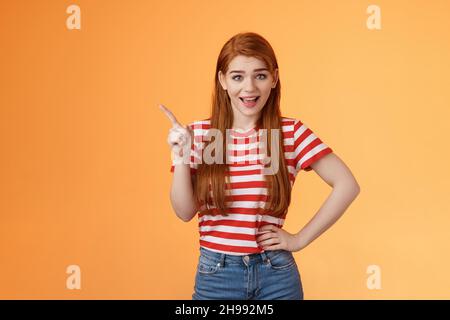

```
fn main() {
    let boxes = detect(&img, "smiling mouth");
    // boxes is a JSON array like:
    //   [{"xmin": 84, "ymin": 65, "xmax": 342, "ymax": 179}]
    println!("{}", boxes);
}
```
[{"xmin": 239, "ymin": 96, "xmax": 260, "ymax": 103}]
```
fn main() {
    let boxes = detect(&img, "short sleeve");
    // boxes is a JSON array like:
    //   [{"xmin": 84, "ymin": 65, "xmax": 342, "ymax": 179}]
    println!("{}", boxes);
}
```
[
  {"xmin": 169, "ymin": 122, "xmax": 201, "ymax": 175},
  {"xmin": 293, "ymin": 119, "xmax": 333, "ymax": 173}
]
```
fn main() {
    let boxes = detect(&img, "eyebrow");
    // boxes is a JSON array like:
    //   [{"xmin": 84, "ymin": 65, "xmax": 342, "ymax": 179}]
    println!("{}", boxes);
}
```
[{"xmin": 229, "ymin": 68, "xmax": 269, "ymax": 74}]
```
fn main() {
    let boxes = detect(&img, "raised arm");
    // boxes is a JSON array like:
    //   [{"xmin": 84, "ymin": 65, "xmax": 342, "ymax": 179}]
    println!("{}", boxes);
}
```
[{"xmin": 159, "ymin": 104, "xmax": 199, "ymax": 222}]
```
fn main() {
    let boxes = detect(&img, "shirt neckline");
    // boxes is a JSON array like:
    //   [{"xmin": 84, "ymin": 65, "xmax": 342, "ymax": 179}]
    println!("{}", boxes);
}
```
[{"xmin": 230, "ymin": 124, "xmax": 260, "ymax": 137}]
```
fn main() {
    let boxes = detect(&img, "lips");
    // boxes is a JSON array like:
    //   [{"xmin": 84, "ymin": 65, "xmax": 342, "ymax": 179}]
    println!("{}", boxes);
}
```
[
  {"xmin": 239, "ymin": 96, "xmax": 260, "ymax": 108},
  {"xmin": 239, "ymin": 96, "xmax": 260, "ymax": 103}
]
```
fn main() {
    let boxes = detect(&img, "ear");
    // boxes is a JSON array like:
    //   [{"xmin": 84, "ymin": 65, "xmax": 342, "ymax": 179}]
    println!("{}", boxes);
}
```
[
  {"xmin": 218, "ymin": 71, "xmax": 227, "ymax": 90},
  {"xmin": 272, "ymin": 68, "xmax": 279, "ymax": 88}
]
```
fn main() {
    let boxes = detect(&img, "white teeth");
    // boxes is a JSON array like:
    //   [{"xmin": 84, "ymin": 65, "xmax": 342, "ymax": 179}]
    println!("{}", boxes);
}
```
[{"xmin": 242, "ymin": 97, "xmax": 258, "ymax": 102}]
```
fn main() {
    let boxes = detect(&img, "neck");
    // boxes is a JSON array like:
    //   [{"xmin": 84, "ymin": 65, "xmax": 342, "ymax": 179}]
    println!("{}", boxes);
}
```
[{"xmin": 232, "ymin": 114, "xmax": 260, "ymax": 131}]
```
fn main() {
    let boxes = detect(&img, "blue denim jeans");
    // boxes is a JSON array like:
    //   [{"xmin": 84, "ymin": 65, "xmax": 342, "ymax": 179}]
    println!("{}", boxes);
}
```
[{"xmin": 192, "ymin": 247, "xmax": 304, "ymax": 300}]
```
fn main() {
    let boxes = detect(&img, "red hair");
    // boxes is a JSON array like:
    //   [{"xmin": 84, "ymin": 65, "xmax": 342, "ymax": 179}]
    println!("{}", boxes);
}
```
[{"xmin": 194, "ymin": 32, "xmax": 291, "ymax": 218}]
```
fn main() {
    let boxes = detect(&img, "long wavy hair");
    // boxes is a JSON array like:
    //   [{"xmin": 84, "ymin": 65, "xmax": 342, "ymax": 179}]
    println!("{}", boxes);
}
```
[{"xmin": 193, "ymin": 32, "xmax": 291, "ymax": 218}]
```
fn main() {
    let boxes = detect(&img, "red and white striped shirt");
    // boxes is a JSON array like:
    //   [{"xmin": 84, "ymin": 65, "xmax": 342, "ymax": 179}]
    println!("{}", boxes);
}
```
[{"xmin": 170, "ymin": 117, "xmax": 333, "ymax": 255}]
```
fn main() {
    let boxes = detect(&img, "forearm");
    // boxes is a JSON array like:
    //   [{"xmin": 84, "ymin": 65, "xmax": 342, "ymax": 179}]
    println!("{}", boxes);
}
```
[
  {"xmin": 294, "ymin": 181, "xmax": 360, "ymax": 251},
  {"xmin": 170, "ymin": 163, "xmax": 198, "ymax": 222}
]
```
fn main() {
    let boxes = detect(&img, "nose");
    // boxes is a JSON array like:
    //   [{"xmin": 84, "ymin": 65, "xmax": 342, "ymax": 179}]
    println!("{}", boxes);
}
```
[{"xmin": 243, "ymin": 77, "xmax": 257, "ymax": 92}]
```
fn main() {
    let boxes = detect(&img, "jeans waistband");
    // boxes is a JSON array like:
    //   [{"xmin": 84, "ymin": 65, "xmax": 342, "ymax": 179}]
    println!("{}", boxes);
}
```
[{"xmin": 199, "ymin": 246, "xmax": 270, "ymax": 266}]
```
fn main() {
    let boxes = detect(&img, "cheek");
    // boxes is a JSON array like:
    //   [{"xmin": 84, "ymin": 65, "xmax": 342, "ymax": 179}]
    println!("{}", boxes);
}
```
[
  {"xmin": 222, "ymin": 85, "xmax": 236, "ymax": 98},
  {"xmin": 262, "ymin": 83, "xmax": 274, "ymax": 95},
  {"xmin": 256, "ymin": 82, "xmax": 272, "ymax": 96},
  {"xmin": 228, "ymin": 88, "xmax": 240, "ymax": 98},
  {"xmin": 259, "ymin": 88, "xmax": 273, "ymax": 103}
]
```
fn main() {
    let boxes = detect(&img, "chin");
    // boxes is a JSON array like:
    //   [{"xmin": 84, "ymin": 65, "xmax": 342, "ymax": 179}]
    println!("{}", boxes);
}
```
[{"xmin": 240, "ymin": 108, "xmax": 261, "ymax": 116}]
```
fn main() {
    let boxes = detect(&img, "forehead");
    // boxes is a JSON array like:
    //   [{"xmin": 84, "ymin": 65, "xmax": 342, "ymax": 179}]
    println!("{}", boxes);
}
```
[{"xmin": 227, "ymin": 55, "xmax": 267, "ymax": 72}]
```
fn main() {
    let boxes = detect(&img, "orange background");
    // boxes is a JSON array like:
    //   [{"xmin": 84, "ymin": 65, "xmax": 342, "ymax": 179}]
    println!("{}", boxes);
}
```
[{"xmin": 1, "ymin": 0, "xmax": 449, "ymax": 299}]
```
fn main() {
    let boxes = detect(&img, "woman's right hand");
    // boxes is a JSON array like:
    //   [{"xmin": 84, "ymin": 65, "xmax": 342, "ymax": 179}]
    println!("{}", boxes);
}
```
[{"xmin": 159, "ymin": 104, "xmax": 194, "ymax": 161}]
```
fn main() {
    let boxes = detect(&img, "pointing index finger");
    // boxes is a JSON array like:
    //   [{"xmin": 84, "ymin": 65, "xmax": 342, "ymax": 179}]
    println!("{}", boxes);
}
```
[{"xmin": 158, "ymin": 104, "xmax": 182, "ymax": 128}]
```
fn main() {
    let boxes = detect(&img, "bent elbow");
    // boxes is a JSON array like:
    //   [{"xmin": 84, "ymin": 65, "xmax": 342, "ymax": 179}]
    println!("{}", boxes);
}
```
[
  {"xmin": 175, "ymin": 209, "xmax": 197, "ymax": 223},
  {"xmin": 178, "ymin": 214, "xmax": 193, "ymax": 223},
  {"xmin": 335, "ymin": 179, "xmax": 361, "ymax": 198},
  {"xmin": 352, "ymin": 182, "xmax": 361, "ymax": 198}
]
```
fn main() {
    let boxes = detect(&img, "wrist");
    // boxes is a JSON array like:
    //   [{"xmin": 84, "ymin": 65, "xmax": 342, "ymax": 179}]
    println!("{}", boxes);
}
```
[
  {"xmin": 171, "ymin": 149, "xmax": 190, "ymax": 166},
  {"xmin": 294, "ymin": 231, "xmax": 308, "ymax": 252}
]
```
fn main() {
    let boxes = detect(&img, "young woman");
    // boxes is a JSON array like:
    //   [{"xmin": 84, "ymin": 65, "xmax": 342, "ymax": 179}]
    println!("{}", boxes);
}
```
[{"xmin": 159, "ymin": 32, "xmax": 360, "ymax": 300}]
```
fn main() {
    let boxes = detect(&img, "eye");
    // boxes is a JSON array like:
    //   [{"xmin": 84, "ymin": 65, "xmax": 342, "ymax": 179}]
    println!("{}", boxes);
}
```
[
  {"xmin": 256, "ymin": 73, "xmax": 267, "ymax": 80},
  {"xmin": 232, "ymin": 74, "xmax": 268, "ymax": 81}
]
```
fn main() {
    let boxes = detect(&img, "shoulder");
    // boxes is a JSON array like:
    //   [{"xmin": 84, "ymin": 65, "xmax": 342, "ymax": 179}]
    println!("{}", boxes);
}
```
[
  {"xmin": 187, "ymin": 118, "xmax": 211, "ymax": 131},
  {"xmin": 186, "ymin": 119, "xmax": 211, "ymax": 142},
  {"xmin": 280, "ymin": 117, "xmax": 305, "ymax": 133}
]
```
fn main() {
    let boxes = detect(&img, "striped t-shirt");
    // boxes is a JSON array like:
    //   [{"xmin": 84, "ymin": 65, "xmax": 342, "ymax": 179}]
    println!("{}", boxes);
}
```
[{"xmin": 170, "ymin": 117, "xmax": 333, "ymax": 255}]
